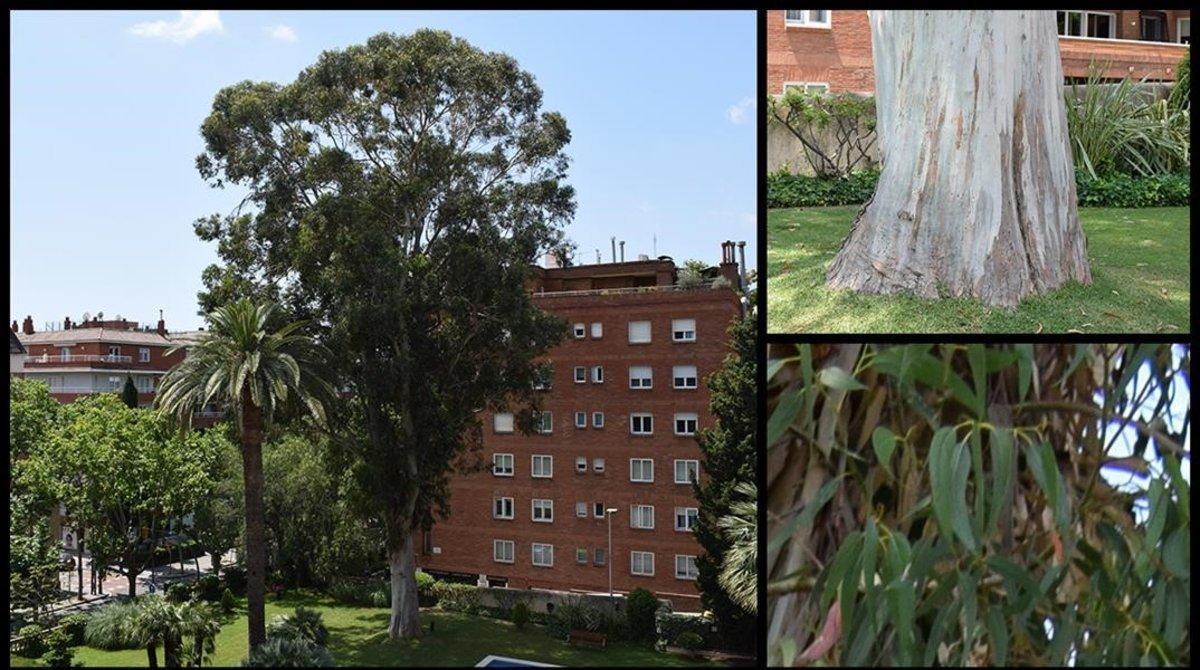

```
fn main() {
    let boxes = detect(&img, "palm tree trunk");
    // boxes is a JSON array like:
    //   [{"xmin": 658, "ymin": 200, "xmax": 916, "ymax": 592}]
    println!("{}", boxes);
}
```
[
  {"xmin": 146, "ymin": 643, "xmax": 158, "ymax": 669},
  {"xmin": 241, "ymin": 388, "xmax": 267, "ymax": 651}
]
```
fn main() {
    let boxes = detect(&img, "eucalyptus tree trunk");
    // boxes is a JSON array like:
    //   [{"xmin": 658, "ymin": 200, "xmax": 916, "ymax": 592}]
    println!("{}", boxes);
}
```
[
  {"xmin": 386, "ymin": 531, "xmax": 422, "ymax": 639},
  {"xmin": 827, "ymin": 10, "xmax": 1091, "ymax": 307}
]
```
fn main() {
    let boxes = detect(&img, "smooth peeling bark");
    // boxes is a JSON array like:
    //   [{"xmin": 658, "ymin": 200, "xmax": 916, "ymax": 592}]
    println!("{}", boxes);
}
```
[
  {"xmin": 387, "ymin": 531, "xmax": 422, "ymax": 639},
  {"xmin": 826, "ymin": 10, "xmax": 1091, "ymax": 308}
]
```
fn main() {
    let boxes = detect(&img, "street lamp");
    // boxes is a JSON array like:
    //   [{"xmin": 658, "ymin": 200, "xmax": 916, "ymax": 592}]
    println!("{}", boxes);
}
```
[{"xmin": 605, "ymin": 508, "xmax": 619, "ymax": 598}]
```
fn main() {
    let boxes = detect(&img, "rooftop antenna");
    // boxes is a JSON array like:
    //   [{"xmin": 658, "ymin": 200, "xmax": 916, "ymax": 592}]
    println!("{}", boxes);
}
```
[
  {"xmin": 653, "ymin": 234, "xmax": 657, "ymax": 257},
  {"xmin": 610, "ymin": 237, "xmax": 616, "ymax": 263},
  {"xmin": 595, "ymin": 249, "xmax": 601, "ymax": 263}
]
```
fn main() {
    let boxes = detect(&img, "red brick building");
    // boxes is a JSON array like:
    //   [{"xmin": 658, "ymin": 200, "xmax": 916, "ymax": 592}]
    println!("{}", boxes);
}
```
[
  {"xmin": 416, "ymin": 244, "xmax": 747, "ymax": 612},
  {"xmin": 768, "ymin": 9, "xmax": 1190, "ymax": 95}
]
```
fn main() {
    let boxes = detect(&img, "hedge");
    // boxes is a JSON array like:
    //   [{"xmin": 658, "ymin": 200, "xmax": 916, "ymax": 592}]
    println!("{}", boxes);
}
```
[
  {"xmin": 767, "ymin": 169, "xmax": 1190, "ymax": 209},
  {"xmin": 655, "ymin": 609, "xmax": 713, "ymax": 652}
]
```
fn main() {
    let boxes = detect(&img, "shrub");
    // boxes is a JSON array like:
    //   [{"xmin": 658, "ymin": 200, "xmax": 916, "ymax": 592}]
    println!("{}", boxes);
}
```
[
  {"xmin": 1169, "ymin": 49, "xmax": 1190, "ymax": 112},
  {"xmin": 60, "ymin": 613, "xmax": 90, "ymax": 646},
  {"xmin": 625, "ymin": 588, "xmax": 659, "ymax": 643},
  {"xmin": 39, "ymin": 628, "xmax": 75, "ymax": 668},
  {"xmin": 195, "ymin": 574, "xmax": 222, "ymax": 602},
  {"xmin": 266, "ymin": 606, "xmax": 329, "ymax": 647},
  {"xmin": 85, "ymin": 600, "xmax": 142, "ymax": 650},
  {"xmin": 370, "ymin": 589, "xmax": 390, "ymax": 608},
  {"xmin": 674, "ymin": 631, "xmax": 705, "ymax": 652},
  {"xmin": 221, "ymin": 588, "xmax": 237, "ymax": 614},
  {"xmin": 17, "ymin": 623, "xmax": 46, "ymax": 658},
  {"xmin": 768, "ymin": 90, "xmax": 877, "ymax": 177},
  {"xmin": 511, "ymin": 601, "xmax": 530, "ymax": 630},
  {"xmin": 241, "ymin": 635, "xmax": 335, "ymax": 667},
  {"xmin": 676, "ymin": 266, "xmax": 706, "ymax": 289},
  {"xmin": 223, "ymin": 566, "xmax": 247, "ymax": 596},
  {"xmin": 415, "ymin": 570, "xmax": 435, "ymax": 594},
  {"xmin": 327, "ymin": 579, "xmax": 386, "ymax": 607},
  {"xmin": 431, "ymin": 582, "xmax": 481, "ymax": 614},
  {"xmin": 166, "ymin": 581, "xmax": 193, "ymax": 603},
  {"xmin": 656, "ymin": 610, "xmax": 712, "ymax": 652},
  {"xmin": 767, "ymin": 169, "xmax": 880, "ymax": 208}
]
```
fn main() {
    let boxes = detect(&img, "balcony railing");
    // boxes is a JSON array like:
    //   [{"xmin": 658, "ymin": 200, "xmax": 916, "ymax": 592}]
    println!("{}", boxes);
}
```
[
  {"xmin": 44, "ymin": 386, "xmax": 151, "ymax": 395},
  {"xmin": 533, "ymin": 280, "xmax": 727, "ymax": 299},
  {"xmin": 25, "ymin": 354, "xmax": 134, "ymax": 365}
]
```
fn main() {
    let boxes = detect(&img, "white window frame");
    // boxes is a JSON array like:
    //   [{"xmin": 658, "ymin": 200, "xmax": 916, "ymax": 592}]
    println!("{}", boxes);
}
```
[
  {"xmin": 575, "ymin": 502, "xmax": 588, "ymax": 518},
  {"xmin": 674, "ymin": 413, "xmax": 699, "ymax": 436},
  {"xmin": 493, "ymin": 539, "xmax": 515, "ymax": 564},
  {"xmin": 138, "ymin": 347, "xmax": 150, "ymax": 363},
  {"xmin": 630, "ymin": 458, "xmax": 654, "ymax": 483},
  {"xmin": 594, "ymin": 502, "xmax": 606, "ymax": 518},
  {"xmin": 629, "ymin": 365, "xmax": 653, "ymax": 389},
  {"xmin": 592, "ymin": 412, "xmax": 604, "ymax": 428},
  {"xmin": 531, "ymin": 543, "xmax": 554, "ymax": 567},
  {"xmin": 591, "ymin": 365, "xmax": 604, "ymax": 384},
  {"xmin": 537, "ymin": 411, "xmax": 553, "ymax": 434},
  {"xmin": 108, "ymin": 345, "xmax": 121, "ymax": 357},
  {"xmin": 628, "ymin": 320, "xmax": 652, "ymax": 344},
  {"xmin": 575, "ymin": 411, "xmax": 587, "ymax": 429},
  {"xmin": 573, "ymin": 366, "xmax": 587, "ymax": 383},
  {"xmin": 1056, "ymin": 10, "xmax": 1117, "ymax": 39},
  {"xmin": 576, "ymin": 547, "xmax": 588, "ymax": 564},
  {"xmin": 575, "ymin": 456, "xmax": 587, "ymax": 473},
  {"xmin": 493, "ymin": 497, "xmax": 514, "ymax": 520},
  {"xmin": 532, "ymin": 498, "xmax": 554, "ymax": 523},
  {"xmin": 531, "ymin": 454, "xmax": 553, "ymax": 478},
  {"xmin": 572, "ymin": 323, "xmax": 586, "ymax": 339},
  {"xmin": 630, "ymin": 413, "xmax": 654, "ymax": 435},
  {"xmin": 494, "ymin": 412, "xmax": 514, "ymax": 434},
  {"xmin": 675, "ymin": 507, "xmax": 699, "ymax": 532},
  {"xmin": 592, "ymin": 458, "xmax": 605, "ymax": 473},
  {"xmin": 630, "ymin": 504, "xmax": 655, "ymax": 530},
  {"xmin": 673, "ymin": 365, "xmax": 699, "ymax": 389},
  {"xmin": 674, "ymin": 459, "xmax": 700, "ymax": 485},
  {"xmin": 493, "ymin": 453, "xmax": 514, "ymax": 477},
  {"xmin": 782, "ymin": 81, "xmax": 830, "ymax": 96},
  {"xmin": 784, "ymin": 10, "xmax": 831, "ymax": 29},
  {"xmin": 675, "ymin": 554, "xmax": 699, "ymax": 580},
  {"xmin": 631, "ymin": 551, "xmax": 655, "ymax": 577},
  {"xmin": 671, "ymin": 318, "xmax": 696, "ymax": 342},
  {"xmin": 590, "ymin": 322, "xmax": 603, "ymax": 338}
]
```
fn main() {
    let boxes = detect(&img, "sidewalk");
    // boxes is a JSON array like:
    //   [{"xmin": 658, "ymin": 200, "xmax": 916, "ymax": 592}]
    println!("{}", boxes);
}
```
[{"xmin": 52, "ymin": 549, "xmax": 237, "ymax": 606}]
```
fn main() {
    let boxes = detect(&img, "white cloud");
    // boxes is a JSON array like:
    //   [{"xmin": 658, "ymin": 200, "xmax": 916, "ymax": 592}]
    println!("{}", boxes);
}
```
[
  {"xmin": 129, "ymin": 10, "xmax": 223, "ymax": 44},
  {"xmin": 727, "ymin": 96, "xmax": 756, "ymax": 125},
  {"xmin": 265, "ymin": 24, "xmax": 298, "ymax": 42}
]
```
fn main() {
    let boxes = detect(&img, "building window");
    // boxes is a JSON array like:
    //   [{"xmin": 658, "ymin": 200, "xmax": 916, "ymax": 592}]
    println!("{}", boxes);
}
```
[
  {"xmin": 629, "ymin": 365, "xmax": 653, "ymax": 389},
  {"xmin": 590, "ymin": 322, "xmax": 603, "ymax": 338},
  {"xmin": 108, "ymin": 345, "xmax": 121, "ymax": 358},
  {"xmin": 594, "ymin": 548, "xmax": 606, "ymax": 566},
  {"xmin": 784, "ymin": 10, "xmax": 831, "ymax": 29},
  {"xmin": 494, "ymin": 497, "xmax": 514, "ymax": 520},
  {"xmin": 630, "ymin": 458, "xmax": 654, "ymax": 483},
  {"xmin": 674, "ymin": 413, "xmax": 699, "ymax": 436},
  {"xmin": 628, "ymin": 320, "xmax": 651, "ymax": 344},
  {"xmin": 783, "ymin": 81, "xmax": 830, "ymax": 96},
  {"xmin": 493, "ymin": 453, "xmax": 514, "ymax": 477},
  {"xmin": 532, "ymin": 455, "xmax": 553, "ymax": 478},
  {"xmin": 1056, "ymin": 10, "xmax": 1116, "ymax": 39},
  {"xmin": 135, "ymin": 376, "xmax": 153, "ymax": 393},
  {"xmin": 575, "ymin": 411, "xmax": 587, "ymax": 428},
  {"xmin": 675, "ymin": 555, "xmax": 699, "ymax": 580},
  {"xmin": 575, "ymin": 502, "xmax": 588, "ymax": 518},
  {"xmin": 576, "ymin": 547, "xmax": 588, "ymax": 564},
  {"xmin": 592, "ymin": 412, "xmax": 604, "ymax": 428},
  {"xmin": 494, "ymin": 539, "xmax": 515, "ymax": 564},
  {"xmin": 630, "ymin": 505, "xmax": 655, "ymax": 530},
  {"xmin": 591, "ymin": 366, "xmax": 604, "ymax": 383},
  {"xmin": 108, "ymin": 376, "xmax": 122, "ymax": 390},
  {"xmin": 59, "ymin": 346, "xmax": 71, "ymax": 360},
  {"xmin": 594, "ymin": 502, "xmax": 606, "ymax": 518},
  {"xmin": 575, "ymin": 456, "xmax": 587, "ymax": 473},
  {"xmin": 532, "ymin": 499, "xmax": 554, "ymax": 523},
  {"xmin": 675, "ymin": 459, "xmax": 700, "ymax": 484},
  {"xmin": 532, "ymin": 543, "xmax": 554, "ymax": 567},
  {"xmin": 494, "ymin": 413, "xmax": 514, "ymax": 433},
  {"xmin": 671, "ymin": 318, "xmax": 696, "ymax": 342},
  {"xmin": 673, "ymin": 365, "xmax": 698, "ymax": 389},
  {"xmin": 574, "ymin": 366, "xmax": 586, "ymax": 383},
  {"xmin": 1141, "ymin": 13, "xmax": 1167, "ymax": 42},
  {"xmin": 592, "ymin": 458, "xmax": 605, "ymax": 473},
  {"xmin": 675, "ymin": 507, "xmax": 699, "ymax": 532},
  {"xmin": 573, "ymin": 323, "xmax": 586, "ymax": 339},
  {"xmin": 1179, "ymin": 18, "xmax": 1191, "ymax": 44},
  {"xmin": 138, "ymin": 347, "xmax": 150, "ymax": 363},
  {"xmin": 630, "ymin": 413, "xmax": 654, "ymax": 435},
  {"xmin": 536, "ymin": 411, "xmax": 553, "ymax": 434},
  {"xmin": 631, "ymin": 551, "xmax": 655, "ymax": 576}
]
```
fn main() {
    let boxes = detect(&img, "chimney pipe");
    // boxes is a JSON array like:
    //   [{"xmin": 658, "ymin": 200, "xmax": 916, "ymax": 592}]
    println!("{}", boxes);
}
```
[
  {"xmin": 64, "ymin": 316, "xmax": 72, "ymax": 330},
  {"xmin": 619, "ymin": 241, "xmax": 625, "ymax": 262},
  {"xmin": 157, "ymin": 309, "xmax": 166, "ymax": 336},
  {"xmin": 737, "ymin": 241, "xmax": 747, "ymax": 291},
  {"xmin": 22, "ymin": 315, "xmax": 34, "ymax": 335},
  {"xmin": 611, "ymin": 237, "xmax": 616, "ymax": 263},
  {"xmin": 10, "ymin": 320, "xmax": 17, "ymax": 334},
  {"xmin": 595, "ymin": 249, "xmax": 601, "ymax": 263}
]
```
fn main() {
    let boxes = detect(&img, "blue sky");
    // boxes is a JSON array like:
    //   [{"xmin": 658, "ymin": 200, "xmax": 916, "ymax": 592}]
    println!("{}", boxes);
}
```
[{"xmin": 10, "ymin": 10, "xmax": 756, "ymax": 330}]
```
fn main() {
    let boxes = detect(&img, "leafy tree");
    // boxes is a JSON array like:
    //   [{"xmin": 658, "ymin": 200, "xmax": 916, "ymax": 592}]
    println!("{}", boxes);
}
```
[
  {"xmin": 133, "ymin": 596, "xmax": 185, "ymax": 668},
  {"xmin": 10, "ymin": 377, "xmax": 60, "ymax": 465},
  {"xmin": 188, "ymin": 425, "xmax": 244, "ymax": 577},
  {"xmin": 693, "ymin": 314, "xmax": 757, "ymax": 648},
  {"xmin": 766, "ymin": 90, "xmax": 877, "ymax": 177},
  {"xmin": 190, "ymin": 29, "xmax": 572, "ymax": 638},
  {"xmin": 156, "ymin": 299, "xmax": 334, "ymax": 651},
  {"xmin": 9, "ymin": 379, "xmax": 63, "ymax": 621},
  {"xmin": 767, "ymin": 343, "xmax": 1191, "ymax": 666},
  {"xmin": 9, "ymin": 495, "xmax": 62, "ymax": 624},
  {"xmin": 122, "ymin": 375, "xmax": 139, "ymax": 409},
  {"xmin": 180, "ymin": 601, "xmax": 222, "ymax": 667}
]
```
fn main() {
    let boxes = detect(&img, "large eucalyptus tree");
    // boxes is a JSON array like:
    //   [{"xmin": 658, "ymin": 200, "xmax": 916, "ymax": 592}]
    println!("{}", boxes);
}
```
[{"xmin": 190, "ymin": 30, "xmax": 572, "ymax": 638}]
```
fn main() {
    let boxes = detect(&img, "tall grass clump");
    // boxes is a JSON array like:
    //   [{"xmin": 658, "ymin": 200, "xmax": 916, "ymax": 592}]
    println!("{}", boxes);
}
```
[{"xmin": 84, "ymin": 599, "xmax": 142, "ymax": 650}]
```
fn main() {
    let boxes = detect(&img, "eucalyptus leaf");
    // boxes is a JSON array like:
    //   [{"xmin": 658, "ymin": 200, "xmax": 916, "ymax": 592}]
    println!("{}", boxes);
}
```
[
  {"xmin": 872, "ymin": 426, "xmax": 897, "ymax": 479},
  {"xmin": 985, "ymin": 607, "xmax": 1009, "ymax": 666},
  {"xmin": 989, "ymin": 428, "xmax": 1014, "ymax": 538},
  {"xmin": 818, "ymin": 366, "xmax": 867, "ymax": 391},
  {"xmin": 767, "ymin": 388, "xmax": 804, "ymax": 448},
  {"xmin": 1015, "ymin": 343, "xmax": 1033, "ymax": 401}
]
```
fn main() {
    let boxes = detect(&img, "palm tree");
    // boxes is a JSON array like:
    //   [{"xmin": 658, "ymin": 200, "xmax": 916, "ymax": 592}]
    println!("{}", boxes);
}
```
[
  {"xmin": 180, "ymin": 600, "xmax": 222, "ymax": 667},
  {"xmin": 155, "ymin": 298, "xmax": 334, "ymax": 651},
  {"xmin": 133, "ymin": 597, "xmax": 184, "ymax": 668},
  {"xmin": 717, "ymin": 481, "xmax": 757, "ymax": 614}
]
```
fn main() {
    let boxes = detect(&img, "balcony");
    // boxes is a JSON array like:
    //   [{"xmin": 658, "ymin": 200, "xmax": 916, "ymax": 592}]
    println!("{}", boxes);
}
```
[
  {"xmin": 533, "ymin": 279, "xmax": 726, "ymax": 299},
  {"xmin": 25, "ymin": 354, "xmax": 134, "ymax": 368}
]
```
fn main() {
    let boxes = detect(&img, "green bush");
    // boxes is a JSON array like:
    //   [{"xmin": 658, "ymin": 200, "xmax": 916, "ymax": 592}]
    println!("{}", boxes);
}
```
[
  {"xmin": 241, "ymin": 635, "xmax": 335, "ymax": 667},
  {"xmin": 625, "ymin": 588, "xmax": 660, "ymax": 643},
  {"xmin": 17, "ymin": 623, "xmax": 46, "ymax": 658},
  {"xmin": 327, "ymin": 579, "xmax": 382, "ymax": 606},
  {"xmin": 166, "ymin": 581, "xmax": 193, "ymax": 603},
  {"xmin": 1169, "ymin": 49, "xmax": 1190, "ymax": 112},
  {"xmin": 195, "ymin": 574, "xmax": 222, "ymax": 602},
  {"xmin": 60, "ymin": 613, "xmax": 90, "ymax": 646},
  {"xmin": 39, "ymin": 628, "xmax": 75, "ymax": 668},
  {"xmin": 415, "ymin": 570, "xmax": 436, "ymax": 594},
  {"xmin": 266, "ymin": 606, "xmax": 329, "ymax": 647},
  {"xmin": 656, "ymin": 610, "xmax": 712, "ymax": 652},
  {"xmin": 221, "ymin": 587, "xmax": 237, "ymax": 614},
  {"xmin": 768, "ymin": 169, "xmax": 1189, "ymax": 209},
  {"xmin": 223, "ymin": 566, "xmax": 247, "ymax": 596},
  {"xmin": 511, "ymin": 601, "xmax": 530, "ymax": 630},
  {"xmin": 85, "ymin": 600, "xmax": 142, "ymax": 650},
  {"xmin": 369, "ymin": 589, "xmax": 390, "ymax": 609},
  {"xmin": 431, "ymin": 582, "xmax": 481, "ymax": 614},
  {"xmin": 674, "ymin": 631, "xmax": 705, "ymax": 652}
]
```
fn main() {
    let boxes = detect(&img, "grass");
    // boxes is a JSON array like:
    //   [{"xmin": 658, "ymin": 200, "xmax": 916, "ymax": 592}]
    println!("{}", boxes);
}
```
[
  {"xmin": 767, "ymin": 206, "xmax": 1190, "ymax": 333},
  {"xmin": 10, "ymin": 591, "xmax": 712, "ymax": 667}
]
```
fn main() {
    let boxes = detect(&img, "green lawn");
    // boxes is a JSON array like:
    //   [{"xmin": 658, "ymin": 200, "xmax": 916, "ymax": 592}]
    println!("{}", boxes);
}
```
[
  {"xmin": 766, "ymin": 206, "xmax": 1190, "ymax": 333},
  {"xmin": 11, "ymin": 591, "xmax": 712, "ymax": 667}
]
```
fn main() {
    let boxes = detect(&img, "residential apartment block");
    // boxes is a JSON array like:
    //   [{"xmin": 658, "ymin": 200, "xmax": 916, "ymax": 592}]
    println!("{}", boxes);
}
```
[
  {"xmin": 768, "ymin": 9, "xmax": 1190, "ymax": 96},
  {"xmin": 416, "ymin": 243, "xmax": 747, "ymax": 612}
]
